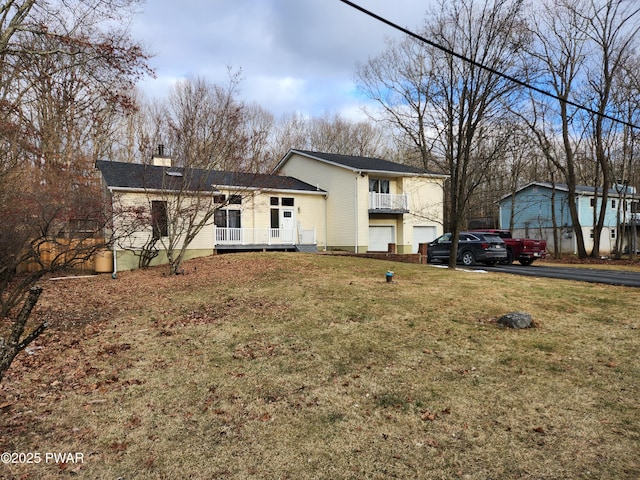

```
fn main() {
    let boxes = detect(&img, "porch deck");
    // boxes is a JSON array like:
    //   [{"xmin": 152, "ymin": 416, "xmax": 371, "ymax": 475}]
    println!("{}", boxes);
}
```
[{"xmin": 214, "ymin": 227, "xmax": 317, "ymax": 253}]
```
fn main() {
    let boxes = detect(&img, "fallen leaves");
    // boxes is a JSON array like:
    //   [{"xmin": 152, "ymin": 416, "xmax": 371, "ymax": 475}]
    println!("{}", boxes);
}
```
[
  {"xmin": 97, "ymin": 343, "xmax": 132, "ymax": 356},
  {"xmin": 109, "ymin": 440, "xmax": 128, "ymax": 453},
  {"xmin": 125, "ymin": 415, "xmax": 142, "ymax": 429},
  {"xmin": 421, "ymin": 407, "xmax": 451, "ymax": 422},
  {"xmin": 421, "ymin": 411, "xmax": 437, "ymax": 421},
  {"xmin": 232, "ymin": 341, "xmax": 278, "ymax": 360}
]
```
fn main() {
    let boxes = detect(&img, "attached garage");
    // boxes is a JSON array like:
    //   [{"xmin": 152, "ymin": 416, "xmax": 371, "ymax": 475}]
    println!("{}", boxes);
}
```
[
  {"xmin": 412, "ymin": 226, "xmax": 437, "ymax": 253},
  {"xmin": 368, "ymin": 226, "xmax": 395, "ymax": 252}
]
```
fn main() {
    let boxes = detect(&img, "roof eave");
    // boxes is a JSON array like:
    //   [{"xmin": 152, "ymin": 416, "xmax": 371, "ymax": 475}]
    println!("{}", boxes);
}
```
[
  {"xmin": 106, "ymin": 184, "xmax": 326, "ymax": 196},
  {"xmin": 282, "ymin": 149, "xmax": 362, "ymax": 173},
  {"xmin": 365, "ymin": 169, "xmax": 448, "ymax": 179},
  {"xmin": 277, "ymin": 149, "xmax": 446, "ymax": 178}
]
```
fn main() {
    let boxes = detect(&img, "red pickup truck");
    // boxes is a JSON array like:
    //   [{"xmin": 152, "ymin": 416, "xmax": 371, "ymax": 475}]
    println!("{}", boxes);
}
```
[{"xmin": 471, "ymin": 229, "xmax": 547, "ymax": 266}]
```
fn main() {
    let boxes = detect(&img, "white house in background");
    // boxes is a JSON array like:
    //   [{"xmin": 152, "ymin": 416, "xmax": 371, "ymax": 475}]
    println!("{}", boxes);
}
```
[{"xmin": 273, "ymin": 150, "xmax": 447, "ymax": 253}]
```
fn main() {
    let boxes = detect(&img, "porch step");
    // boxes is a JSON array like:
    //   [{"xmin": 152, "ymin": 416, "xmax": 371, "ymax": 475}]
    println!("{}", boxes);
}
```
[{"xmin": 295, "ymin": 244, "xmax": 318, "ymax": 253}]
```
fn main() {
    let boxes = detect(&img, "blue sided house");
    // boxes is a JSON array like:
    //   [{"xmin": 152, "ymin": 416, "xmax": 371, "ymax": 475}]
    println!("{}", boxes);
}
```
[{"xmin": 499, "ymin": 182, "xmax": 640, "ymax": 255}]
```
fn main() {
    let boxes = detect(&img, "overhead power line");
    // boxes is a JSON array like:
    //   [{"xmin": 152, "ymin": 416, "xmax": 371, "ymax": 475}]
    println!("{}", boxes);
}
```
[{"xmin": 339, "ymin": 0, "xmax": 639, "ymax": 131}]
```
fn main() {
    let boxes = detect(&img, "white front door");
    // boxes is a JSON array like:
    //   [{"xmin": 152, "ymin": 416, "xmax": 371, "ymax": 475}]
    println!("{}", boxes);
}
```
[{"xmin": 280, "ymin": 209, "xmax": 295, "ymax": 243}]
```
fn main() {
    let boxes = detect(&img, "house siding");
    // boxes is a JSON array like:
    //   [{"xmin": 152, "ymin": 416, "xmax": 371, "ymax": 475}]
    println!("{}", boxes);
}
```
[
  {"xmin": 400, "ymin": 176, "xmax": 445, "ymax": 253},
  {"xmin": 501, "ymin": 183, "xmax": 638, "ymax": 255},
  {"xmin": 111, "ymin": 186, "xmax": 326, "ymax": 270},
  {"xmin": 278, "ymin": 152, "xmax": 445, "ymax": 253},
  {"xmin": 278, "ymin": 153, "xmax": 360, "ymax": 251},
  {"xmin": 355, "ymin": 174, "xmax": 370, "ymax": 252},
  {"xmin": 577, "ymin": 195, "xmax": 619, "ymax": 226},
  {"xmin": 500, "ymin": 185, "xmax": 572, "ymax": 230},
  {"xmin": 113, "ymin": 191, "xmax": 217, "ymax": 252}
]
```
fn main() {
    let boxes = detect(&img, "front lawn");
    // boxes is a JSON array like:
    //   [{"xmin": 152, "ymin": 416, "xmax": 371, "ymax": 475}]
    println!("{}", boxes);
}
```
[{"xmin": 2, "ymin": 253, "xmax": 639, "ymax": 479}]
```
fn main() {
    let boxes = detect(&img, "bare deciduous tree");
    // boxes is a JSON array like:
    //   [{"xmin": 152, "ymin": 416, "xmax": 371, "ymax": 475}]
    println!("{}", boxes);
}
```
[
  {"xmin": 0, "ymin": 160, "xmax": 112, "ymax": 382},
  {"xmin": 0, "ymin": 0, "xmax": 151, "ymax": 382},
  {"xmin": 580, "ymin": 0, "xmax": 640, "ymax": 257},
  {"xmin": 524, "ymin": 0, "xmax": 640, "ymax": 258},
  {"xmin": 611, "ymin": 55, "xmax": 640, "ymax": 258},
  {"xmin": 357, "ymin": 0, "xmax": 527, "ymax": 267},
  {"xmin": 137, "ymin": 74, "xmax": 254, "ymax": 275},
  {"xmin": 356, "ymin": 35, "xmax": 437, "ymax": 170},
  {"xmin": 268, "ymin": 111, "xmax": 392, "ymax": 163}
]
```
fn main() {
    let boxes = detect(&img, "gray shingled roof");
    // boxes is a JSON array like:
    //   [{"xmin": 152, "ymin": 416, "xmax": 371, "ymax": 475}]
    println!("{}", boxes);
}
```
[
  {"xmin": 503, "ymin": 181, "xmax": 639, "ymax": 199},
  {"xmin": 290, "ymin": 149, "xmax": 441, "ymax": 175},
  {"xmin": 96, "ymin": 160, "xmax": 325, "ymax": 193}
]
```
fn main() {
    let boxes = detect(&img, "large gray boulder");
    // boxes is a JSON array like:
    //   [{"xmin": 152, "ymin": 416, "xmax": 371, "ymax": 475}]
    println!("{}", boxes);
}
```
[{"xmin": 497, "ymin": 311, "xmax": 533, "ymax": 329}]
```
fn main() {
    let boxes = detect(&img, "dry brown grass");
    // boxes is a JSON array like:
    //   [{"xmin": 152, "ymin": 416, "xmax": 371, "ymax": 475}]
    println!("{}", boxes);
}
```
[{"xmin": 1, "ymin": 253, "xmax": 639, "ymax": 479}]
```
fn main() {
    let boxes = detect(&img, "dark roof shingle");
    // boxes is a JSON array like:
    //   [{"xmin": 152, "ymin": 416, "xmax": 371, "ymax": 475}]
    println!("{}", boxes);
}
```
[
  {"xmin": 290, "ymin": 149, "xmax": 440, "ymax": 175},
  {"xmin": 96, "ymin": 160, "xmax": 325, "ymax": 193}
]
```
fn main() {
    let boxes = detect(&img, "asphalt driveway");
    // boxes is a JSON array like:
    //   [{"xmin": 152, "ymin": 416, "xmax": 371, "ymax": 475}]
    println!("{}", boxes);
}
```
[{"xmin": 468, "ymin": 263, "xmax": 640, "ymax": 287}]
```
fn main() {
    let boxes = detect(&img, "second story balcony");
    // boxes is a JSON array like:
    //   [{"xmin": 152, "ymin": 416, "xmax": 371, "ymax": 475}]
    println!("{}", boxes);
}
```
[
  {"xmin": 369, "ymin": 192, "xmax": 409, "ymax": 214},
  {"xmin": 620, "ymin": 212, "xmax": 640, "ymax": 225}
]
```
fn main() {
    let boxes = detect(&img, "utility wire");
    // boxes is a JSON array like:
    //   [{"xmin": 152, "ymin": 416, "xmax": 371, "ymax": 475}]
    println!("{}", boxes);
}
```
[{"xmin": 339, "ymin": 0, "xmax": 639, "ymax": 131}]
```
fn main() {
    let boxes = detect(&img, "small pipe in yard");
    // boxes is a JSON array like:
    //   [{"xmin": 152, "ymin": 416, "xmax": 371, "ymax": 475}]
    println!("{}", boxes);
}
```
[
  {"xmin": 50, "ymin": 275, "xmax": 97, "ymax": 281},
  {"xmin": 112, "ymin": 242, "xmax": 117, "ymax": 279},
  {"xmin": 386, "ymin": 270, "xmax": 394, "ymax": 283}
]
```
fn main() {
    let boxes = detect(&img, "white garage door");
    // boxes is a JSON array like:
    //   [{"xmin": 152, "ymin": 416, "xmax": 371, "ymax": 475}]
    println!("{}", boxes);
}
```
[
  {"xmin": 368, "ymin": 226, "xmax": 395, "ymax": 252},
  {"xmin": 412, "ymin": 226, "xmax": 437, "ymax": 253}
]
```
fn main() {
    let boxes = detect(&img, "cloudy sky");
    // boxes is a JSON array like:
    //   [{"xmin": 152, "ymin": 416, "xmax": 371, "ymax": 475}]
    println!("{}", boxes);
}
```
[{"xmin": 131, "ymin": 0, "xmax": 434, "ymax": 120}]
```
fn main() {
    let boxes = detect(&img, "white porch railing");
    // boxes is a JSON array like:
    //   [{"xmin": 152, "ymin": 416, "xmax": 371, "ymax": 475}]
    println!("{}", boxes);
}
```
[
  {"xmin": 369, "ymin": 192, "xmax": 408, "ymax": 211},
  {"xmin": 215, "ymin": 227, "xmax": 316, "ymax": 246}
]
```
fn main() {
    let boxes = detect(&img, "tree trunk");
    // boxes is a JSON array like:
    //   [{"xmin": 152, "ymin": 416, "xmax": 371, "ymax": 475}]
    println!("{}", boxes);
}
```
[
  {"xmin": 0, "ymin": 286, "xmax": 47, "ymax": 383},
  {"xmin": 550, "ymin": 179, "xmax": 560, "ymax": 259}
]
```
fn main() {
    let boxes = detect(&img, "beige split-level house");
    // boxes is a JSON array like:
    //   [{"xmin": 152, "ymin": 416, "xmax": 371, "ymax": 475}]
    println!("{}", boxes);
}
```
[
  {"xmin": 96, "ymin": 149, "xmax": 446, "ymax": 271},
  {"xmin": 274, "ymin": 150, "xmax": 446, "ymax": 253}
]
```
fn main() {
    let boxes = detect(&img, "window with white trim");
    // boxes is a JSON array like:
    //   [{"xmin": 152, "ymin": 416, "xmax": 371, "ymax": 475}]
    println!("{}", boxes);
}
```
[
  {"xmin": 215, "ymin": 209, "xmax": 241, "ymax": 228},
  {"xmin": 369, "ymin": 179, "xmax": 390, "ymax": 194}
]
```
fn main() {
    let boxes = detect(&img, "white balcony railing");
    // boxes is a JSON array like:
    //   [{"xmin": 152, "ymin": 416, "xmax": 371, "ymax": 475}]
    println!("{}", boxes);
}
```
[
  {"xmin": 215, "ymin": 227, "xmax": 316, "ymax": 246},
  {"xmin": 621, "ymin": 212, "xmax": 640, "ymax": 224},
  {"xmin": 369, "ymin": 192, "xmax": 408, "ymax": 211}
]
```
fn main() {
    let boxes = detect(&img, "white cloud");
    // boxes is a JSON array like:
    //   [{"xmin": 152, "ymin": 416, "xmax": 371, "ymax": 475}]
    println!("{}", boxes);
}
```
[
  {"xmin": 243, "ymin": 75, "xmax": 307, "ymax": 113},
  {"xmin": 132, "ymin": 0, "xmax": 434, "ymax": 119}
]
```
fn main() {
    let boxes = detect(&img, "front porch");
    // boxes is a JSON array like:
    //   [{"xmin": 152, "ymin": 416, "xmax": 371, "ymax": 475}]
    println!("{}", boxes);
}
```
[{"xmin": 214, "ymin": 227, "xmax": 317, "ymax": 252}]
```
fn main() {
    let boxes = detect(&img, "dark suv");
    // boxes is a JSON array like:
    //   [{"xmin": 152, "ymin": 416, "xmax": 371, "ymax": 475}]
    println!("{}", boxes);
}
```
[{"xmin": 427, "ymin": 232, "xmax": 507, "ymax": 266}]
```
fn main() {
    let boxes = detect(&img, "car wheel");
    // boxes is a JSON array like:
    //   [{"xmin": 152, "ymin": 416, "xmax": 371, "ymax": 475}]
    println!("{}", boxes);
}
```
[
  {"xmin": 499, "ymin": 249, "xmax": 514, "ymax": 265},
  {"xmin": 519, "ymin": 258, "xmax": 534, "ymax": 266},
  {"xmin": 460, "ymin": 251, "xmax": 475, "ymax": 266}
]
